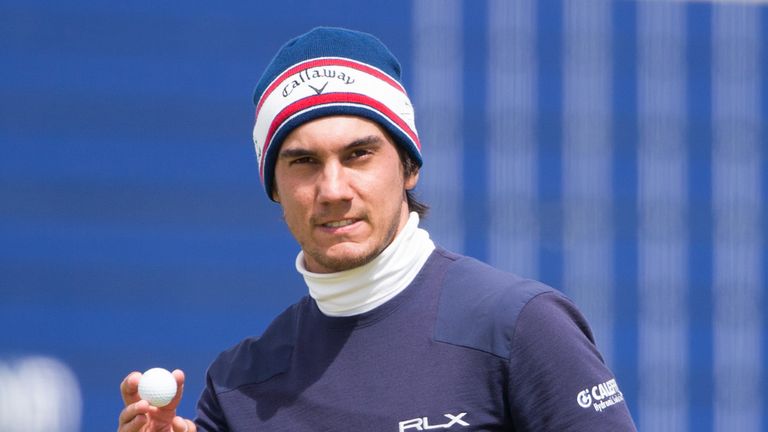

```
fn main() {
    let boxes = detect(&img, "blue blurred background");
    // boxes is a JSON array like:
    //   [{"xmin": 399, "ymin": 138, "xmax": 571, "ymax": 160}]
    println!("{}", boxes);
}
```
[{"xmin": 1, "ymin": 0, "xmax": 766, "ymax": 430}]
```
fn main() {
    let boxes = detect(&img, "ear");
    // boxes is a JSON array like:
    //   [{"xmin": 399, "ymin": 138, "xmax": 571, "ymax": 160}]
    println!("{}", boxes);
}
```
[
  {"xmin": 272, "ymin": 188, "xmax": 280, "ymax": 203},
  {"xmin": 404, "ymin": 169, "xmax": 419, "ymax": 191}
]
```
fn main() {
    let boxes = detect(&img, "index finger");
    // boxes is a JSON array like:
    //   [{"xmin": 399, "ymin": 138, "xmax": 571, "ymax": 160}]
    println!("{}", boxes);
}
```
[{"xmin": 120, "ymin": 371, "xmax": 143, "ymax": 406}]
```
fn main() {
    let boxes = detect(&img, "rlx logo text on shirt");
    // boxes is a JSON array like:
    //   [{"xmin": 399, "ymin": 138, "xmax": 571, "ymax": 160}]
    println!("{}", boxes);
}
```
[{"xmin": 398, "ymin": 412, "xmax": 470, "ymax": 431}]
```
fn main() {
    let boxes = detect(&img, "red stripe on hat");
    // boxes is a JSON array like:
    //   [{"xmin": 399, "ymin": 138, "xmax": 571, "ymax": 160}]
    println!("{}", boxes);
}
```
[
  {"xmin": 255, "ymin": 58, "xmax": 405, "ymax": 115},
  {"xmin": 259, "ymin": 93, "xmax": 420, "ymax": 180}
]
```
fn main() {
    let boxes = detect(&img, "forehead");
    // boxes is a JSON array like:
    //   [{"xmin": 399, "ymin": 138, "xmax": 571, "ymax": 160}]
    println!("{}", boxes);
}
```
[{"xmin": 280, "ymin": 116, "xmax": 396, "ymax": 151}]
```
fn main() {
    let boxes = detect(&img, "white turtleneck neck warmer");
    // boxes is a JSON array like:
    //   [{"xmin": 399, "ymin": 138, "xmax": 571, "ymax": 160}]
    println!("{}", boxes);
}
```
[{"xmin": 295, "ymin": 212, "xmax": 436, "ymax": 317}]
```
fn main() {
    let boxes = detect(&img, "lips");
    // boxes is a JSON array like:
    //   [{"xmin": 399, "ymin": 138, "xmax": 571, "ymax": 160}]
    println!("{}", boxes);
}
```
[
  {"xmin": 321, "ymin": 219, "xmax": 357, "ymax": 228},
  {"xmin": 314, "ymin": 215, "xmax": 366, "ymax": 234}
]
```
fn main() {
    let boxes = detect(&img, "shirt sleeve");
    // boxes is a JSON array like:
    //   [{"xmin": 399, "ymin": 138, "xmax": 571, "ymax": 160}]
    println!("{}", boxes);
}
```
[
  {"xmin": 507, "ymin": 292, "xmax": 637, "ymax": 431},
  {"xmin": 194, "ymin": 370, "xmax": 230, "ymax": 432}
]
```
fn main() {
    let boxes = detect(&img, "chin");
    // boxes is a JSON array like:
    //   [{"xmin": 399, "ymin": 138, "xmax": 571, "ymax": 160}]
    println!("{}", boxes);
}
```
[{"xmin": 312, "ymin": 246, "xmax": 378, "ymax": 273}]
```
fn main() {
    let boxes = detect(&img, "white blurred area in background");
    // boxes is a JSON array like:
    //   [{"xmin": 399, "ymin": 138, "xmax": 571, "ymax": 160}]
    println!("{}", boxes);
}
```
[{"xmin": 0, "ymin": 356, "xmax": 82, "ymax": 432}]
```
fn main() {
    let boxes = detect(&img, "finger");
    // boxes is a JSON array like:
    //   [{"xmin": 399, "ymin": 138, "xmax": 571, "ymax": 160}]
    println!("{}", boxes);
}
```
[
  {"xmin": 118, "ymin": 400, "xmax": 150, "ymax": 431},
  {"xmin": 120, "ymin": 371, "xmax": 143, "ymax": 406},
  {"xmin": 119, "ymin": 413, "xmax": 147, "ymax": 432},
  {"xmin": 172, "ymin": 417, "xmax": 196, "ymax": 432},
  {"xmin": 158, "ymin": 369, "xmax": 186, "ymax": 411},
  {"xmin": 118, "ymin": 400, "xmax": 149, "ymax": 424}
]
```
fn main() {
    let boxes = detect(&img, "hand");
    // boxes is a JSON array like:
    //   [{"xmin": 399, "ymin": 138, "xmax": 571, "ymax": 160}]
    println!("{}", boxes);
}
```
[{"xmin": 117, "ymin": 369, "xmax": 197, "ymax": 432}]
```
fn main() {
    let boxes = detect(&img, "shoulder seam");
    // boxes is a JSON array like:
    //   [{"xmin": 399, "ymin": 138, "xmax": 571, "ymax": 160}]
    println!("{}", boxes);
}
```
[
  {"xmin": 214, "ymin": 370, "xmax": 287, "ymax": 396},
  {"xmin": 433, "ymin": 337, "xmax": 509, "ymax": 360}
]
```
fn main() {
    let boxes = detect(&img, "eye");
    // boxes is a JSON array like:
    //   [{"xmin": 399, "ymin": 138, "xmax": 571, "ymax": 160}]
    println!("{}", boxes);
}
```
[
  {"xmin": 289, "ymin": 156, "xmax": 316, "ymax": 165},
  {"xmin": 348, "ymin": 148, "xmax": 372, "ymax": 160}
]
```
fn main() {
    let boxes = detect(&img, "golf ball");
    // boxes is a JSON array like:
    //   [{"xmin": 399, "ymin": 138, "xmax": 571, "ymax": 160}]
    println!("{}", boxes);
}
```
[{"xmin": 138, "ymin": 367, "xmax": 177, "ymax": 407}]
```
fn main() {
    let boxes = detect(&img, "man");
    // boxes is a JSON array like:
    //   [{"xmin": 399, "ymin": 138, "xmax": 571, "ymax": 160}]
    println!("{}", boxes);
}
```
[{"xmin": 118, "ymin": 27, "xmax": 636, "ymax": 431}]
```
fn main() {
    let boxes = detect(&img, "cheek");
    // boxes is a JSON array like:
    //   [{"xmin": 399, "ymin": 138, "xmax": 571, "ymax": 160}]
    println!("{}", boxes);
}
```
[
  {"xmin": 281, "ymin": 206, "xmax": 311, "ymax": 247},
  {"xmin": 274, "ymin": 172, "xmax": 325, "ymax": 244},
  {"xmin": 372, "ymin": 171, "xmax": 407, "ymax": 204},
  {"xmin": 278, "ymin": 194, "xmax": 309, "ymax": 231},
  {"xmin": 283, "ymin": 196, "xmax": 309, "ymax": 218}
]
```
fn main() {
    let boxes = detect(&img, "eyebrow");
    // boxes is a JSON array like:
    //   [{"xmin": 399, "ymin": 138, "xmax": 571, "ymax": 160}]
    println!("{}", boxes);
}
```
[
  {"xmin": 278, "ymin": 135, "xmax": 384, "ymax": 159},
  {"xmin": 345, "ymin": 135, "xmax": 384, "ymax": 152}
]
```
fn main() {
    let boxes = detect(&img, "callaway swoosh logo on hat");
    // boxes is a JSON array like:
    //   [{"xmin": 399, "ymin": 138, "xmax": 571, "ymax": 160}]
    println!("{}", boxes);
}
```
[{"xmin": 308, "ymin": 81, "xmax": 329, "ymax": 95}]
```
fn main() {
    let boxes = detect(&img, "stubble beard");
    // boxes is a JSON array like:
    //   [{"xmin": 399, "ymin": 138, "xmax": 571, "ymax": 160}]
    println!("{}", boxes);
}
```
[{"xmin": 304, "ymin": 209, "xmax": 402, "ymax": 273}]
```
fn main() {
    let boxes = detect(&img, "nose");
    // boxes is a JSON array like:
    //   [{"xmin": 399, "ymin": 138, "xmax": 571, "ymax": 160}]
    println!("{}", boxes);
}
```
[{"xmin": 316, "ymin": 160, "xmax": 354, "ymax": 203}]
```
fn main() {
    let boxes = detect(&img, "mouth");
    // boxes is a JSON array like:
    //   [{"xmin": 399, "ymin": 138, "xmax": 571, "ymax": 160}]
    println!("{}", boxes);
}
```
[
  {"xmin": 314, "ymin": 216, "xmax": 365, "ymax": 235},
  {"xmin": 321, "ymin": 219, "xmax": 357, "ymax": 228}
]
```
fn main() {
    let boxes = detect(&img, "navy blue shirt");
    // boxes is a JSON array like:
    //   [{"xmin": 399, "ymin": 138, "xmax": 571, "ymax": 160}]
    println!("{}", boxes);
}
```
[{"xmin": 196, "ymin": 248, "xmax": 636, "ymax": 431}]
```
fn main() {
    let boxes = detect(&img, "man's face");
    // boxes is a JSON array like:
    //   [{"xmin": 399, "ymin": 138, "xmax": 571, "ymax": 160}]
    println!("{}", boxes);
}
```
[{"xmin": 273, "ymin": 116, "xmax": 419, "ymax": 273}]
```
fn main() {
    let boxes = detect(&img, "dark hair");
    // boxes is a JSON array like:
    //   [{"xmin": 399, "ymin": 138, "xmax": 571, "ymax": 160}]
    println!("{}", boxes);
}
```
[{"xmin": 401, "ymin": 150, "xmax": 429, "ymax": 219}]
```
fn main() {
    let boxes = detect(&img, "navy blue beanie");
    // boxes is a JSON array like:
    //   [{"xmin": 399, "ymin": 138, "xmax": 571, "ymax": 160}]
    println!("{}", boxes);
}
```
[{"xmin": 252, "ymin": 27, "xmax": 422, "ymax": 200}]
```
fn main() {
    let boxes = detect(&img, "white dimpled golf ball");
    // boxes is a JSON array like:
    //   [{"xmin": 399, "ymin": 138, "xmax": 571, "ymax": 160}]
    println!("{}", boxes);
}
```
[{"xmin": 138, "ymin": 367, "xmax": 177, "ymax": 407}]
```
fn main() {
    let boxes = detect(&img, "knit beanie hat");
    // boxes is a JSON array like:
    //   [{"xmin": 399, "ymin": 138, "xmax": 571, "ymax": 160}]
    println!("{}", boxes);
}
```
[{"xmin": 252, "ymin": 27, "xmax": 422, "ymax": 200}]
